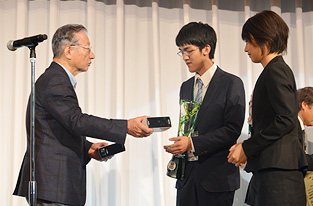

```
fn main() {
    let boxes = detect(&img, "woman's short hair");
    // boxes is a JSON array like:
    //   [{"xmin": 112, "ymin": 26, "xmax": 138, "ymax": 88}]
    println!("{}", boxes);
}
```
[{"xmin": 241, "ymin": 10, "xmax": 289, "ymax": 55}]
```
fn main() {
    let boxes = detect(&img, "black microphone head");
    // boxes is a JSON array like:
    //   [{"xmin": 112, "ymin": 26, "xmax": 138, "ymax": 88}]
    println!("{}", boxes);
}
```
[
  {"xmin": 7, "ymin": 40, "xmax": 16, "ymax": 51},
  {"xmin": 7, "ymin": 34, "xmax": 48, "ymax": 51},
  {"xmin": 30, "ymin": 34, "xmax": 48, "ymax": 44},
  {"xmin": 38, "ymin": 34, "xmax": 48, "ymax": 42}
]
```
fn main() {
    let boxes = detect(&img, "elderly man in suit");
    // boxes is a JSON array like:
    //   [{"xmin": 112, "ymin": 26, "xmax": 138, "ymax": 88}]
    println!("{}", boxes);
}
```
[
  {"xmin": 13, "ymin": 24, "xmax": 153, "ymax": 206},
  {"xmin": 163, "ymin": 22, "xmax": 245, "ymax": 206}
]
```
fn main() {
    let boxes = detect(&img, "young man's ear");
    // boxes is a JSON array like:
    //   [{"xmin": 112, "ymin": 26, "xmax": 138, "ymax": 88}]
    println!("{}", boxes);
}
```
[{"xmin": 202, "ymin": 45, "xmax": 211, "ymax": 56}]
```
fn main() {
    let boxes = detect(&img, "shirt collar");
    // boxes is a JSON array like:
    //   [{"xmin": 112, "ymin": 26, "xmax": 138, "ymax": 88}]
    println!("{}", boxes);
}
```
[
  {"xmin": 194, "ymin": 63, "xmax": 217, "ymax": 88},
  {"xmin": 298, "ymin": 116, "xmax": 305, "ymax": 131},
  {"xmin": 54, "ymin": 61, "xmax": 77, "ymax": 89}
]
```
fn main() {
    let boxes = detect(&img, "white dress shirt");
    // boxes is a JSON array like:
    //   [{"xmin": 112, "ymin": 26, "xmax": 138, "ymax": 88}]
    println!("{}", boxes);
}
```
[{"xmin": 188, "ymin": 63, "xmax": 217, "ymax": 161}]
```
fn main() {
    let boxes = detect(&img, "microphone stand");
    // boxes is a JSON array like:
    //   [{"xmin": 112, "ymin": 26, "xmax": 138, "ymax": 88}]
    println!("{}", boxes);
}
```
[{"xmin": 28, "ymin": 45, "xmax": 37, "ymax": 206}]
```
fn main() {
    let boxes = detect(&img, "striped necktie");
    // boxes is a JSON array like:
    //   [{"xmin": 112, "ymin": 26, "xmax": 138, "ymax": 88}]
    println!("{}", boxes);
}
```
[{"xmin": 195, "ymin": 78, "xmax": 204, "ymax": 103}]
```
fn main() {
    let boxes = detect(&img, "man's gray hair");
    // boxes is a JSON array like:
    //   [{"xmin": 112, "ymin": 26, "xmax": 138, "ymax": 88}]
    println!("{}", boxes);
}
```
[{"xmin": 52, "ymin": 24, "xmax": 87, "ymax": 58}]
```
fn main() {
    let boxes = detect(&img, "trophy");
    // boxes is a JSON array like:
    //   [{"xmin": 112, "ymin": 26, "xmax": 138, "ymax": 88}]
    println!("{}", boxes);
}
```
[{"xmin": 166, "ymin": 100, "xmax": 200, "ymax": 180}]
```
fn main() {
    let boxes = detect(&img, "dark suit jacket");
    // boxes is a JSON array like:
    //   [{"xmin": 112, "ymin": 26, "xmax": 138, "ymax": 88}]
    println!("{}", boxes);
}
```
[
  {"xmin": 13, "ymin": 62, "xmax": 127, "ymax": 205},
  {"xmin": 176, "ymin": 67, "xmax": 245, "ymax": 192},
  {"xmin": 307, "ymin": 154, "xmax": 313, "ymax": 171},
  {"xmin": 298, "ymin": 120, "xmax": 313, "ymax": 171},
  {"xmin": 242, "ymin": 56, "xmax": 307, "ymax": 172}
]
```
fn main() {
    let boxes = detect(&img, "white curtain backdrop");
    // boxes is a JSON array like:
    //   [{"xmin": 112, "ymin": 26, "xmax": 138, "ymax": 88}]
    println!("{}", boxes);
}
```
[{"xmin": 1, "ymin": 0, "xmax": 313, "ymax": 205}]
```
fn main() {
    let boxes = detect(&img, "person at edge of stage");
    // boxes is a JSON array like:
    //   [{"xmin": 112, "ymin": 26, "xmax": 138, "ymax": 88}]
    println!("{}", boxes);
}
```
[{"xmin": 228, "ymin": 10, "xmax": 308, "ymax": 206}]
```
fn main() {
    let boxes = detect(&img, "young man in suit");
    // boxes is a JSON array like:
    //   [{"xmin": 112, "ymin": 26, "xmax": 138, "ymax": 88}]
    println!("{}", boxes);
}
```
[
  {"xmin": 163, "ymin": 22, "xmax": 245, "ymax": 206},
  {"xmin": 13, "ymin": 24, "xmax": 153, "ymax": 206}
]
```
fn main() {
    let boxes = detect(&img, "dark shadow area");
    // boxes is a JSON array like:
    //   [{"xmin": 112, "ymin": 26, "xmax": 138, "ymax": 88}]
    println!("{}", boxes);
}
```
[
  {"xmin": 303, "ymin": 0, "xmax": 313, "ymax": 12},
  {"xmin": 31, "ymin": 0, "xmax": 312, "ymax": 12},
  {"xmin": 51, "ymin": 0, "xmax": 313, "ymax": 12}
]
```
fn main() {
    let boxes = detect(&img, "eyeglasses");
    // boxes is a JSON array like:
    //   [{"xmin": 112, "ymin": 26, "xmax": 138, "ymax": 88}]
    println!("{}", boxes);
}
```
[
  {"xmin": 177, "ymin": 47, "xmax": 198, "ymax": 57},
  {"xmin": 71, "ymin": 44, "xmax": 92, "ymax": 52}
]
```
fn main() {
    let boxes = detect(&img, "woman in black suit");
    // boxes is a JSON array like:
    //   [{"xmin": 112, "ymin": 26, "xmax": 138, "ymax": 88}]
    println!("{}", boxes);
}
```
[{"xmin": 227, "ymin": 10, "xmax": 307, "ymax": 205}]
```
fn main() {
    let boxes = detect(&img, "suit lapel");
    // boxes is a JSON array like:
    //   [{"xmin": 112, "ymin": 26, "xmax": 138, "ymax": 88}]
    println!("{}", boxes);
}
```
[
  {"xmin": 185, "ymin": 78, "xmax": 194, "ymax": 101},
  {"xmin": 194, "ymin": 67, "xmax": 223, "ymax": 128},
  {"xmin": 180, "ymin": 77, "xmax": 194, "ymax": 103}
]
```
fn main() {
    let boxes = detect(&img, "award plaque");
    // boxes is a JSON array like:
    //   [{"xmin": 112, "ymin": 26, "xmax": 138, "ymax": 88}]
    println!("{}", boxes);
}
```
[
  {"xmin": 98, "ymin": 144, "xmax": 125, "ymax": 159},
  {"xmin": 304, "ymin": 171, "xmax": 313, "ymax": 206},
  {"xmin": 166, "ymin": 100, "xmax": 200, "ymax": 180},
  {"xmin": 142, "ymin": 116, "xmax": 171, "ymax": 132}
]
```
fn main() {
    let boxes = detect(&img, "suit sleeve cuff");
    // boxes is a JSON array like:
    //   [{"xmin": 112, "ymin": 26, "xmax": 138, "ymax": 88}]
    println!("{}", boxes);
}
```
[
  {"xmin": 242, "ymin": 132, "xmax": 267, "ymax": 159},
  {"xmin": 84, "ymin": 139, "xmax": 93, "ymax": 165}
]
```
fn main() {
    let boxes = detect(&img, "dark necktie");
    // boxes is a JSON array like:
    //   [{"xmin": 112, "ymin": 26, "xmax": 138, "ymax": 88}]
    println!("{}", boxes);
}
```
[{"xmin": 303, "ymin": 129, "xmax": 308, "ymax": 153}]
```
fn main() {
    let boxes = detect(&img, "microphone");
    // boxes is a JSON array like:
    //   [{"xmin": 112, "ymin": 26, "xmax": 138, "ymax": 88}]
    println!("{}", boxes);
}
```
[{"xmin": 7, "ymin": 34, "xmax": 48, "ymax": 51}]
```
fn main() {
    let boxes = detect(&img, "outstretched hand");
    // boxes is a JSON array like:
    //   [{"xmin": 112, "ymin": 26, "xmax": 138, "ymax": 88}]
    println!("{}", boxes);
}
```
[
  {"xmin": 127, "ymin": 116, "xmax": 154, "ymax": 137},
  {"xmin": 163, "ymin": 136, "xmax": 191, "ymax": 155},
  {"xmin": 88, "ymin": 142, "xmax": 110, "ymax": 161}
]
